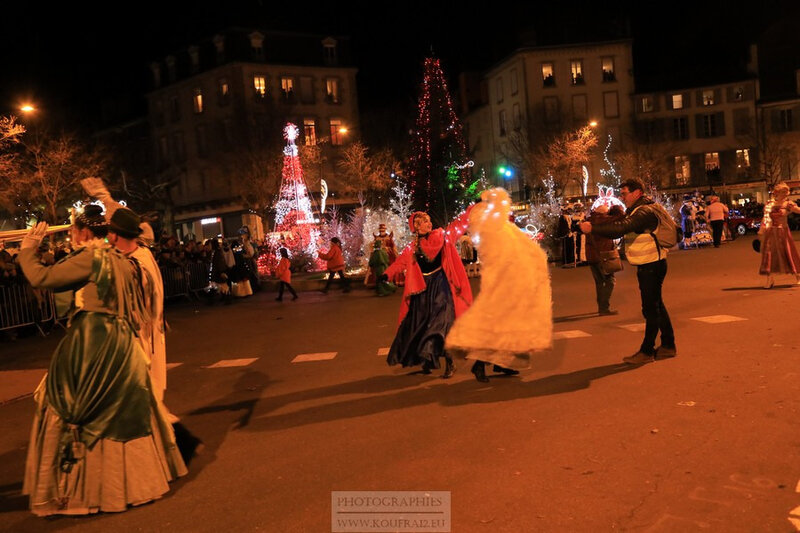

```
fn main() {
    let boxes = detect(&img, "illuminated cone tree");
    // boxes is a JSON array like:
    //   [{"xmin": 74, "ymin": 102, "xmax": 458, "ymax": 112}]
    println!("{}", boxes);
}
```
[
  {"xmin": 272, "ymin": 123, "xmax": 322, "ymax": 259},
  {"xmin": 408, "ymin": 57, "xmax": 472, "ymax": 226}
]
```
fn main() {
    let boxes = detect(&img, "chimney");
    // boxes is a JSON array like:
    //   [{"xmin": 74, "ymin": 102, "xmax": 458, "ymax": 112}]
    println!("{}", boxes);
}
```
[
  {"xmin": 746, "ymin": 43, "xmax": 759, "ymax": 76},
  {"xmin": 165, "ymin": 55, "xmax": 177, "ymax": 83},
  {"xmin": 213, "ymin": 34, "xmax": 225, "ymax": 64},
  {"xmin": 188, "ymin": 46, "xmax": 200, "ymax": 74}
]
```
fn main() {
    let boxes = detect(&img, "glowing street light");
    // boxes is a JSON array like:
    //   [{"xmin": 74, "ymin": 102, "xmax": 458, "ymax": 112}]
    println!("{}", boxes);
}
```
[
  {"xmin": 20, "ymin": 104, "xmax": 36, "ymax": 114},
  {"xmin": 338, "ymin": 126, "xmax": 349, "ymax": 134},
  {"xmin": 589, "ymin": 120, "xmax": 598, "ymax": 128}
]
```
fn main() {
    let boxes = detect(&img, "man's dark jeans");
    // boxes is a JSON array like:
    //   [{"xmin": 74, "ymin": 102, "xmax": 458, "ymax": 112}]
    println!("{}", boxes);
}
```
[
  {"xmin": 324, "ymin": 270, "xmax": 350, "ymax": 291},
  {"xmin": 589, "ymin": 263, "xmax": 615, "ymax": 312},
  {"xmin": 710, "ymin": 220, "xmax": 724, "ymax": 247},
  {"xmin": 636, "ymin": 259, "xmax": 675, "ymax": 355}
]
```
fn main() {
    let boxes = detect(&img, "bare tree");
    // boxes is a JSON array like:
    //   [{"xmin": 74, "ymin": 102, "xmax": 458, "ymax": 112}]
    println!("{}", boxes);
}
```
[
  {"xmin": 225, "ymin": 140, "xmax": 284, "ymax": 226},
  {"xmin": 335, "ymin": 141, "xmax": 395, "ymax": 206},
  {"xmin": 613, "ymin": 137, "xmax": 675, "ymax": 190},
  {"xmin": 3, "ymin": 128, "xmax": 109, "ymax": 223},
  {"xmin": 757, "ymin": 130, "xmax": 799, "ymax": 190},
  {"xmin": 0, "ymin": 117, "xmax": 26, "ymax": 219}
]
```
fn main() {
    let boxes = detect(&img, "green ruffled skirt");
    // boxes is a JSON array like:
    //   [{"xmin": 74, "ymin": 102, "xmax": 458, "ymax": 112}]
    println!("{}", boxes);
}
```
[{"xmin": 23, "ymin": 312, "xmax": 186, "ymax": 516}]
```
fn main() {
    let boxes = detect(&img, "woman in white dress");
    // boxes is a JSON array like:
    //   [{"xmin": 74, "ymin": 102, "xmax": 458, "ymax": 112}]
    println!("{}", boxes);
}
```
[{"xmin": 446, "ymin": 188, "xmax": 552, "ymax": 380}]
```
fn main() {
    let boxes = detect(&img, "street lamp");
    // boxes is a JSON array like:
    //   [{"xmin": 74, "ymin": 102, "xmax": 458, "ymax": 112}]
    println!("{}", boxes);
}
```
[
  {"xmin": 20, "ymin": 104, "xmax": 36, "ymax": 114},
  {"xmin": 589, "ymin": 120, "xmax": 598, "ymax": 128}
]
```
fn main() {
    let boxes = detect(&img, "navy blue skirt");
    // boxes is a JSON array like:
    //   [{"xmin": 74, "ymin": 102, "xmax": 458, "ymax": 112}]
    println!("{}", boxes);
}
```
[{"xmin": 387, "ymin": 269, "xmax": 455, "ymax": 369}]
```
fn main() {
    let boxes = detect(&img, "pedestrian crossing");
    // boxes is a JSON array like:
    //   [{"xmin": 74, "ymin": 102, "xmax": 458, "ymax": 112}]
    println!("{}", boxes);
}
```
[
  {"xmin": 291, "ymin": 352, "xmax": 338, "ymax": 363},
  {"xmin": 203, "ymin": 358, "xmax": 259, "ymax": 368}
]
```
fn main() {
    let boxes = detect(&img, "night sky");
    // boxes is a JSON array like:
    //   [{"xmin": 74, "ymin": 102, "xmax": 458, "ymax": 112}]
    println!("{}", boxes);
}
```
[{"xmin": 1, "ymin": 1, "xmax": 797, "ymax": 139}]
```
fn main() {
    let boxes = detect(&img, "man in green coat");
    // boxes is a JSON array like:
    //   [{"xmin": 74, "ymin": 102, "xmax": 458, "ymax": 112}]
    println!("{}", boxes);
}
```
[{"xmin": 368, "ymin": 240, "xmax": 396, "ymax": 296}]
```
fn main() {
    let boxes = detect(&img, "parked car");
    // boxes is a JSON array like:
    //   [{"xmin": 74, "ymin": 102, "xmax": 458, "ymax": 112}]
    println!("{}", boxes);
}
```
[{"xmin": 728, "ymin": 207, "xmax": 762, "ymax": 236}]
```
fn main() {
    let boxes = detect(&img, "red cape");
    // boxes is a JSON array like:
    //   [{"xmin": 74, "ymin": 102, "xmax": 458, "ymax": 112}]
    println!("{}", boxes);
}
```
[{"xmin": 385, "ymin": 210, "xmax": 473, "ymax": 326}]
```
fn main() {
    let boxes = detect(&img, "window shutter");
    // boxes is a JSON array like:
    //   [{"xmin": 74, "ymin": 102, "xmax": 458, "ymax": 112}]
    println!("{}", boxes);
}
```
[
  {"xmin": 716, "ymin": 111, "xmax": 726, "ymax": 136},
  {"xmin": 743, "ymin": 84, "xmax": 754, "ymax": 101},
  {"xmin": 771, "ymin": 110, "xmax": 781, "ymax": 132},
  {"xmin": 793, "ymin": 106, "xmax": 800, "ymax": 131},
  {"xmin": 696, "ymin": 90, "xmax": 704, "ymax": 107},
  {"xmin": 725, "ymin": 86, "xmax": 734, "ymax": 102},
  {"xmin": 715, "ymin": 88, "xmax": 722, "ymax": 105},
  {"xmin": 695, "ymin": 114, "xmax": 705, "ymax": 138}
]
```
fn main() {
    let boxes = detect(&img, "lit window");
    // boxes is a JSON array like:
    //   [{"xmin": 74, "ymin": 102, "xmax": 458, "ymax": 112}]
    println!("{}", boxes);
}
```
[
  {"xmin": 218, "ymin": 79, "xmax": 230, "ymax": 105},
  {"xmin": 641, "ymin": 96, "xmax": 653, "ymax": 113},
  {"xmin": 281, "ymin": 77, "xmax": 294, "ymax": 100},
  {"xmin": 570, "ymin": 60, "xmax": 584, "ymax": 85},
  {"xmin": 542, "ymin": 63, "xmax": 555, "ymax": 87},
  {"xmin": 192, "ymin": 88, "xmax": 203, "ymax": 113},
  {"xmin": 703, "ymin": 89, "xmax": 715, "ymax": 106},
  {"xmin": 254, "ymin": 76, "xmax": 267, "ymax": 97},
  {"xmin": 330, "ymin": 118, "xmax": 343, "ymax": 145},
  {"xmin": 672, "ymin": 94, "xmax": 683, "ymax": 109},
  {"xmin": 705, "ymin": 152, "xmax": 720, "ymax": 171},
  {"xmin": 736, "ymin": 148, "xmax": 751, "ymax": 170},
  {"xmin": 326, "ymin": 79, "xmax": 340, "ymax": 103},
  {"xmin": 674, "ymin": 156, "xmax": 691, "ymax": 185},
  {"xmin": 304, "ymin": 119, "xmax": 317, "ymax": 145},
  {"xmin": 601, "ymin": 57, "xmax": 615, "ymax": 82}
]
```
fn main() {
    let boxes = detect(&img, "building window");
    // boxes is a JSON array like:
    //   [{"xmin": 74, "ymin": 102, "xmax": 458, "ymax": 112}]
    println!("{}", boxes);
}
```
[
  {"xmin": 672, "ymin": 94, "xmax": 683, "ymax": 110},
  {"xmin": 510, "ymin": 69, "xmax": 518, "ymax": 95},
  {"xmin": 703, "ymin": 89, "xmax": 715, "ymax": 106},
  {"xmin": 159, "ymin": 136, "xmax": 169, "ymax": 164},
  {"xmin": 300, "ymin": 76, "xmax": 314, "ymax": 104},
  {"xmin": 326, "ymin": 78, "xmax": 340, "ymax": 103},
  {"xmin": 572, "ymin": 94, "xmax": 588, "ymax": 121},
  {"xmin": 170, "ymin": 96, "xmax": 180, "ymax": 122},
  {"xmin": 196, "ymin": 125, "xmax": 208, "ymax": 158},
  {"xmin": 702, "ymin": 114, "xmax": 717, "ymax": 137},
  {"xmin": 673, "ymin": 117, "xmax": 689, "ymax": 140},
  {"xmin": 705, "ymin": 152, "xmax": 720, "ymax": 177},
  {"xmin": 281, "ymin": 77, "xmax": 295, "ymax": 101},
  {"xmin": 543, "ymin": 96, "xmax": 559, "ymax": 123},
  {"xmin": 323, "ymin": 42, "xmax": 337, "ymax": 66},
  {"xmin": 499, "ymin": 110, "xmax": 507, "ymax": 136},
  {"xmin": 330, "ymin": 118, "xmax": 344, "ymax": 145},
  {"xmin": 601, "ymin": 57, "xmax": 615, "ymax": 82},
  {"xmin": 542, "ymin": 63, "xmax": 555, "ymax": 87},
  {"xmin": 496, "ymin": 78, "xmax": 504, "ymax": 103},
  {"xmin": 779, "ymin": 109, "xmax": 793, "ymax": 132},
  {"xmin": 154, "ymin": 99, "xmax": 165, "ymax": 127},
  {"xmin": 192, "ymin": 88, "xmax": 203, "ymax": 114},
  {"xmin": 512, "ymin": 103, "xmax": 521, "ymax": 130},
  {"xmin": 173, "ymin": 131, "xmax": 185, "ymax": 162},
  {"xmin": 303, "ymin": 119, "xmax": 317, "ymax": 145},
  {"xmin": 675, "ymin": 156, "xmax": 691, "ymax": 185},
  {"xmin": 254, "ymin": 76, "xmax": 267, "ymax": 97},
  {"xmin": 570, "ymin": 60, "xmax": 584, "ymax": 85},
  {"xmin": 641, "ymin": 96, "xmax": 653, "ymax": 113},
  {"xmin": 218, "ymin": 79, "xmax": 230, "ymax": 106},
  {"xmin": 733, "ymin": 86, "xmax": 744, "ymax": 101},
  {"xmin": 736, "ymin": 148, "xmax": 751, "ymax": 177},
  {"xmin": 604, "ymin": 91, "xmax": 619, "ymax": 118}
]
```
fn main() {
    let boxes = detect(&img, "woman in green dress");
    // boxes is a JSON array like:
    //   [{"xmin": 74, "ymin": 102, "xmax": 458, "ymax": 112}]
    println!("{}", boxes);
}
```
[{"xmin": 18, "ymin": 206, "xmax": 186, "ymax": 516}]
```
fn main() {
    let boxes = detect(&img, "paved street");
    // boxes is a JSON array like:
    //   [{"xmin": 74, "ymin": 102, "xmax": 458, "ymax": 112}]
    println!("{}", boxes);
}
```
[{"xmin": 2, "ymin": 235, "xmax": 800, "ymax": 532}]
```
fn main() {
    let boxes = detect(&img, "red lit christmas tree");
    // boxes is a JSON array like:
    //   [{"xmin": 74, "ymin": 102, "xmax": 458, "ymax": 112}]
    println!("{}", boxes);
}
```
[
  {"xmin": 408, "ymin": 57, "xmax": 472, "ymax": 226},
  {"xmin": 267, "ymin": 123, "xmax": 322, "ymax": 269}
]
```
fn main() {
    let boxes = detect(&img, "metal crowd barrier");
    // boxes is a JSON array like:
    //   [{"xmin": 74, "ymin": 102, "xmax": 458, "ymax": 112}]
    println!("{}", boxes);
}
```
[
  {"xmin": 0, "ymin": 283, "xmax": 57, "ymax": 336},
  {"xmin": 160, "ymin": 261, "xmax": 210, "ymax": 301}
]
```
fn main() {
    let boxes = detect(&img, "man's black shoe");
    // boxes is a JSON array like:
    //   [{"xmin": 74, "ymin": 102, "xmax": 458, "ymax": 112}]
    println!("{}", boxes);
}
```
[
  {"xmin": 492, "ymin": 365, "xmax": 519, "ymax": 375},
  {"xmin": 598, "ymin": 309, "xmax": 619, "ymax": 316},
  {"xmin": 655, "ymin": 346, "xmax": 677, "ymax": 360},
  {"xmin": 622, "ymin": 351, "xmax": 655, "ymax": 365}
]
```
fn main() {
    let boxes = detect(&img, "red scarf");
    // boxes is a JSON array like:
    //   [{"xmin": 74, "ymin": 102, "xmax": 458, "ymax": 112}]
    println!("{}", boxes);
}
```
[{"xmin": 417, "ymin": 229, "xmax": 444, "ymax": 261}]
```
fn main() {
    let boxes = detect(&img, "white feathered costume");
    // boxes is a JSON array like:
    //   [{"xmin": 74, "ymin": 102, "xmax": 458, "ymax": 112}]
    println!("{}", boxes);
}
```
[{"xmin": 446, "ymin": 188, "xmax": 552, "ymax": 369}]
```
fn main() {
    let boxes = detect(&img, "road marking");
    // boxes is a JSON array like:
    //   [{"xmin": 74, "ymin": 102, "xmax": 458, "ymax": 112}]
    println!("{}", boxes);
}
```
[
  {"xmin": 377, "ymin": 347, "xmax": 390, "ymax": 356},
  {"xmin": 204, "ymin": 358, "xmax": 258, "ymax": 368},
  {"xmin": 788, "ymin": 517, "xmax": 800, "ymax": 531},
  {"xmin": 796, "ymin": 479, "xmax": 800, "ymax": 493},
  {"xmin": 292, "ymin": 352, "xmax": 338, "ymax": 363},
  {"xmin": 691, "ymin": 315, "xmax": 748, "ymax": 324},
  {"xmin": 553, "ymin": 330, "xmax": 591, "ymax": 340},
  {"xmin": 166, "ymin": 363, "xmax": 183, "ymax": 370},
  {"xmin": 789, "ymin": 504, "xmax": 800, "ymax": 516},
  {"xmin": 619, "ymin": 323, "xmax": 646, "ymax": 332}
]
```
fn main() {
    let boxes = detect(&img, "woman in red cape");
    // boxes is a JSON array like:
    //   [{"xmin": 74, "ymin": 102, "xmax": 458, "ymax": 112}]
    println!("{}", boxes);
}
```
[{"xmin": 382, "ymin": 210, "xmax": 473, "ymax": 378}]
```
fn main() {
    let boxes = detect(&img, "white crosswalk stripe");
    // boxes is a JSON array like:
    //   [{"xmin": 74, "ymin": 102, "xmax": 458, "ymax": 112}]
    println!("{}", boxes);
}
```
[
  {"xmin": 204, "ymin": 358, "xmax": 259, "ymax": 368},
  {"xmin": 166, "ymin": 362, "xmax": 183, "ymax": 370},
  {"xmin": 292, "ymin": 352, "xmax": 338, "ymax": 363},
  {"xmin": 619, "ymin": 323, "xmax": 646, "ymax": 332},
  {"xmin": 376, "ymin": 347, "xmax": 390, "ymax": 356},
  {"xmin": 553, "ymin": 330, "xmax": 592, "ymax": 339},
  {"xmin": 691, "ymin": 315, "xmax": 748, "ymax": 324}
]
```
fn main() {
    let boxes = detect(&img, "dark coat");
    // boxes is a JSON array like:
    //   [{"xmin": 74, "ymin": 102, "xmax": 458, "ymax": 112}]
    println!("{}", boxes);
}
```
[{"xmin": 585, "ymin": 208, "xmax": 625, "ymax": 263}]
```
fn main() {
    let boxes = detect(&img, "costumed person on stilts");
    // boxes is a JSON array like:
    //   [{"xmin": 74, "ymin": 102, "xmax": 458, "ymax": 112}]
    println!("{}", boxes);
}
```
[
  {"xmin": 446, "ymin": 188, "xmax": 553, "ymax": 382},
  {"xmin": 758, "ymin": 182, "xmax": 800, "ymax": 288},
  {"xmin": 18, "ymin": 210, "xmax": 186, "ymax": 517},
  {"xmin": 381, "ymin": 209, "xmax": 473, "ymax": 378}
]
